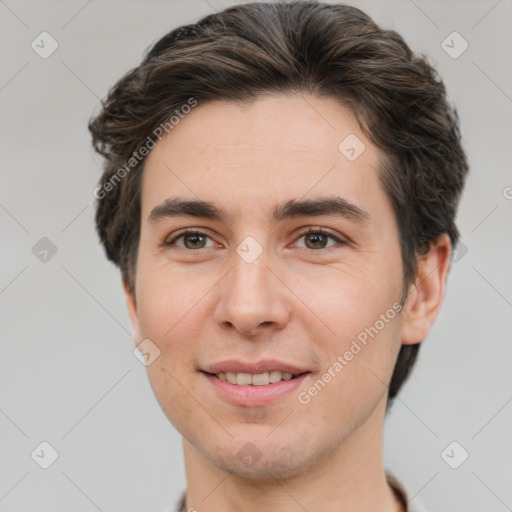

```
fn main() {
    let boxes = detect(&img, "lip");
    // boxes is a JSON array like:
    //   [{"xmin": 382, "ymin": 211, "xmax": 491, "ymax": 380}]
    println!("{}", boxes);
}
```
[
  {"xmin": 202, "ymin": 371, "xmax": 310, "ymax": 407},
  {"xmin": 202, "ymin": 359, "xmax": 310, "ymax": 375}
]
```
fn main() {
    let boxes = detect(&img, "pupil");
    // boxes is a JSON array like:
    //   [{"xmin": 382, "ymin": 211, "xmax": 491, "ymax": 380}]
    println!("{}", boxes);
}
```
[
  {"xmin": 185, "ymin": 234, "xmax": 205, "ymax": 249},
  {"xmin": 306, "ymin": 233, "xmax": 326, "ymax": 249}
]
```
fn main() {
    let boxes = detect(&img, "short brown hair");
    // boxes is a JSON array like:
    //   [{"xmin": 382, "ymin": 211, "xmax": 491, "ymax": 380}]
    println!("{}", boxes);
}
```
[{"xmin": 88, "ymin": 1, "xmax": 469, "ymax": 404}]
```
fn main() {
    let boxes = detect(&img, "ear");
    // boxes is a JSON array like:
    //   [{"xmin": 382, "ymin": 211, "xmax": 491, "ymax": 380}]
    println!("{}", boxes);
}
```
[
  {"xmin": 122, "ymin": 278, "xmax": 142, "ymax": 346},
  {"xmin": 401, "ymin": 233, "xmax": 452, "ymax": 345}
]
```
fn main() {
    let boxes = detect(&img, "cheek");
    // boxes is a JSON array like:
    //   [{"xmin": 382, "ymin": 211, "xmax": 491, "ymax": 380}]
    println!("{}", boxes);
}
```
[
  {"xmin": 299, "ymin": 317, "xmax": 401, "ymax": 434},
  {"xmin": 290, "ymin": 266, "xmax": 403, "ymax": 405},
  {"xmin": 290, "ymin": 257, "xmax": 401, "ymax": 341},
  {"xmin": 136, "ymin": 280, "xmax": 206, "ymax": 431},
  {"xmin": 145, "ymin": 361, "xmax": 210, "ymax": 440},
  {"xmin": 134, "ymin": 269, "xmax": 206, "ymax": 397},
  {"xmin": 135, "ymin": 261, "xmax": 211, "ymax": 339}
]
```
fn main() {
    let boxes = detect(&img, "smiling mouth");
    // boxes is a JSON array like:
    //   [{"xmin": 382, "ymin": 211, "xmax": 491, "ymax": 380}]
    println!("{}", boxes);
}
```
[{"xmin": 202, "ymin": 370, "xmax": 309, "ymax": 386}]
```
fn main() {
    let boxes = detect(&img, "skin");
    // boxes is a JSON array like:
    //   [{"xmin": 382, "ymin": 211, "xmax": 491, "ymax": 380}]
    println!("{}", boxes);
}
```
[{"xmin": 124, "ymin": 93, "xmax": 451, "ymax": 511}]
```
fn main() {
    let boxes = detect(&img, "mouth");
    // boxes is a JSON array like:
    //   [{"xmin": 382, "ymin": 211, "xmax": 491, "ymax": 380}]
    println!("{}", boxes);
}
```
[
  {"xmin": 201, "ymin": 370, "xmax": 310, "ymax": 386},
  {"xmin": 200, "ymin": 360, "xmax": 312, "ymax": 406},
  {"xmin": 200, "ymin": 367, "xmax": 312, "ymax": 407}
]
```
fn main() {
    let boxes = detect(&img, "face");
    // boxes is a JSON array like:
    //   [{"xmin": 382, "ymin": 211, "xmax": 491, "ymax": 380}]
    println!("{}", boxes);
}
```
[{"xmin": 126, "ymin": 93, "xmax": 414, "ymax": 479}]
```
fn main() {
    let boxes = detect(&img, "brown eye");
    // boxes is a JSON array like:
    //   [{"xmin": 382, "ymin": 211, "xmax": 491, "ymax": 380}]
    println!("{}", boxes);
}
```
[
  {"xmin": 166, "ymin": 230, "xmax": 214, "ymax": 250},
  {"xmin": 304, "ymin": 232, "xmax": 329, "ymax": 249},
  {"xmin": 295, "ymin": 228, "xmax": 346, "ymax": 250}
]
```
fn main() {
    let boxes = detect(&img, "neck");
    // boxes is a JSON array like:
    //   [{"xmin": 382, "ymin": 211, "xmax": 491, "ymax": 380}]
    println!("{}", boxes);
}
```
[{"xmin": 181, "ymin": 396, "xmax": 404, "ymax": 512}]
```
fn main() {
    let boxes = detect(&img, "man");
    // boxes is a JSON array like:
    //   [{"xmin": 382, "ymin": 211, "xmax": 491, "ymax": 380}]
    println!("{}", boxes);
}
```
[{"xmin": 88, "ymin": 2, "xmax": 468, "ymax": 511}]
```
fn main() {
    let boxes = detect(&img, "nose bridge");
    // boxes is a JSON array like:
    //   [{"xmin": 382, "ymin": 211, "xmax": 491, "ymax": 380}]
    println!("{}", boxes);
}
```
[
  {"xmin": 228, "ymin": 243, "xmax": 273, "ymax": 310},
  {"xmin": 215, "ymin": 237, "xmax": 290, "ymax": 334}
]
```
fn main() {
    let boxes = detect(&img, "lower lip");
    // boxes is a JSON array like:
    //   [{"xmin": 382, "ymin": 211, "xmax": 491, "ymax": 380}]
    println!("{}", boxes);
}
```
[{"xmin": 202, "ymin": 372, "xmax": 310, "ymax": 407}]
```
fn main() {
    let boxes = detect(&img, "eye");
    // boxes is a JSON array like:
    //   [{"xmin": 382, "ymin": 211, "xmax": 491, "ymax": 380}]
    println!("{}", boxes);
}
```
[
  {"xmin": 164, "ymin": 227, "xmax": 347, "ymax": 251},
  {"xmin": 294, "ymin": 227, "xmax": 347, "ymax": 250},
  {"xmin": 165, "ymin": 229, "xmax": 216, "ymax": 250}
]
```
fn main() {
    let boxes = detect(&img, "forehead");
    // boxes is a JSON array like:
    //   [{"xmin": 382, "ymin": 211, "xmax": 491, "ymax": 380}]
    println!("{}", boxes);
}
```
[{"xmin": 140, "ymin": 94, "xmax": 388, "ymax": 228}]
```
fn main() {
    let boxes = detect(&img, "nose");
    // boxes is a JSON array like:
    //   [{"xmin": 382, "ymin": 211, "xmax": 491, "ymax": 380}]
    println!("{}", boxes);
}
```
[{"xmin": 214, "ymin": 249, "xmax": 291, "ymax": 338}]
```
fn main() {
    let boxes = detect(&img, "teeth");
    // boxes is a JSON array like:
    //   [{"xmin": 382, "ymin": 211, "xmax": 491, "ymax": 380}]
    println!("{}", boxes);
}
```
[
  {"xmin": 269, "ymin": 370, "xmax": 281, "ymax": 383},
  {"xmin": 236, "ymin": 372, "xmax": 252, "ymax": 386},
  {"xmin": 215, "ymin": 370, "xmax": 296, "ymax": 385}
]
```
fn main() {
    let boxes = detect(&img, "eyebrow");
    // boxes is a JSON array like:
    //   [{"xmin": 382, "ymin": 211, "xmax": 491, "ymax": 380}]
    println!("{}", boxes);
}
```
[{"xmin": 148, "ymin": 196, "xmax": 372, "ymax": 228}]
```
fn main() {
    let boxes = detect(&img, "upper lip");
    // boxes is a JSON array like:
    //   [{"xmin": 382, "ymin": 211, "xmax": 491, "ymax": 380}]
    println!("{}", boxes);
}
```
[{"xmin": 202, "ymin": 360, "xmax": 310, "ymax": 375}]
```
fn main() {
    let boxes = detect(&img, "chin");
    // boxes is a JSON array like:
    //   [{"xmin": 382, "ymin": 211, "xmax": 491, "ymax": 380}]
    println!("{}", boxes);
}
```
[
  {"xmin": 199, "ymin": 433, "xmax": 328, "ymax": 481},
  {"xmin": 210, "ymin": 451, "xmax": 308, "ymax": 481}
]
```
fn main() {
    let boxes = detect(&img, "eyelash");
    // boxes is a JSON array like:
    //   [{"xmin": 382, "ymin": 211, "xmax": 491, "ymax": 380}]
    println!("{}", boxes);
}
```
[{"xmin": 164, "ymin": 227, "xmax": 347, "ymax": 251}]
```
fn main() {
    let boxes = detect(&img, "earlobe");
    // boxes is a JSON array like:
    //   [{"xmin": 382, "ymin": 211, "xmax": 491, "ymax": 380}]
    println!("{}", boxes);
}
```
[
  {"xmin": 400, "ymin": 233, "xmax": 452, "ymax": 345},
  {"xmin": 122, "ymin": 278, "xmax": 141, "ymax": 344}
]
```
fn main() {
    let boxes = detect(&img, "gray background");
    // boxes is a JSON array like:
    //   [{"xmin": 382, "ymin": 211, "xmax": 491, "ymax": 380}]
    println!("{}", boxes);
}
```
[{"xmin": 1, "ymin": 0, "xmax": 511, "ymax": 510}]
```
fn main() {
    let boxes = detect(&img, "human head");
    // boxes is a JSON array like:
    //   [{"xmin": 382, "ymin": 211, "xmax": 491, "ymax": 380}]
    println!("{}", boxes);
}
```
[{"xmin": 88, "ymin": 1, "xmax": 468, "ymax": 411}]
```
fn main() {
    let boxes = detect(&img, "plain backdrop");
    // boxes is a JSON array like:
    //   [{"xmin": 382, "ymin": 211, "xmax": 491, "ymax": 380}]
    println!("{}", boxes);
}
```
[{"xmin": 1, "ymin": 0, "xmax": 511, "ymax": 511}]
